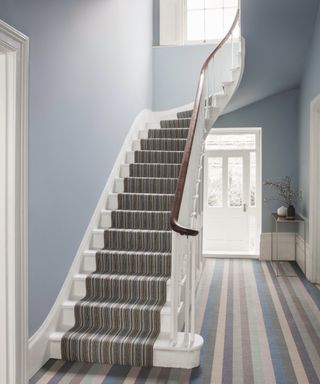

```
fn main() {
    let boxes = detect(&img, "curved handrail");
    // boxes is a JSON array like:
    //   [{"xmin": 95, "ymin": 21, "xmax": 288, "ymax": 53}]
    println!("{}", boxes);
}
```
[{"xmin": 170, "ymin": 10, "xmax": 240, "ymax": 237}]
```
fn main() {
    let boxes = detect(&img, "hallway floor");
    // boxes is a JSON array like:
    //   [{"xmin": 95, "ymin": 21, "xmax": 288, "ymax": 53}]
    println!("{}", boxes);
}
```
[{"xmin": 30, "ymin": 260, "xmax": 320, "ymax": 384}]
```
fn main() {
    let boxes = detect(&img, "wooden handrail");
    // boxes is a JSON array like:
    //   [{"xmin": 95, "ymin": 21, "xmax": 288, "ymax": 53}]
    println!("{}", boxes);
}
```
[{"xmin": 170, "ymin": 10, "xmax": 240, "ymax": 237}]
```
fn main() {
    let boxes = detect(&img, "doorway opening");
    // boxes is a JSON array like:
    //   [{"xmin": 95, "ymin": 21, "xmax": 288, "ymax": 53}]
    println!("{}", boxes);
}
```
[
  {"xmin": 203, "ymin": 128, "xmax": 261, "ymax": 257},
  {"xmin": 309, "ymin": 94, "xmax": 320, "ymax": 284}
]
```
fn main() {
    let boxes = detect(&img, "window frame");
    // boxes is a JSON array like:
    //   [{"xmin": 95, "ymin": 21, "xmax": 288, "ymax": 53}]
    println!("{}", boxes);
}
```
[
  {"xmin": 159, "ymin": 0, "xmax": 238, "ymax": 47},
  {"xmin": 183, "ymin": 0, "xmax": 238, "ymax": 45}
]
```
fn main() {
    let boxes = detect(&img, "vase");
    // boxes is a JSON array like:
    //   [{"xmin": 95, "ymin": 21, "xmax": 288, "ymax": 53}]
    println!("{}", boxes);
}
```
[
  {"xmin": 277, "ymin": 206, "xmax": 287, "ymax": 217},
  {"xmin": 287, "ymin": 205, "xmax": 296, "ymax": 220}
]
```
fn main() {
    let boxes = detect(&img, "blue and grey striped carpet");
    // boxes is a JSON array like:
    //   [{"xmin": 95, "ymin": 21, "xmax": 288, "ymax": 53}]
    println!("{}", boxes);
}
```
[{"xmin": 30, "ymin": 260, "xmax": 320, "ymax": 384}]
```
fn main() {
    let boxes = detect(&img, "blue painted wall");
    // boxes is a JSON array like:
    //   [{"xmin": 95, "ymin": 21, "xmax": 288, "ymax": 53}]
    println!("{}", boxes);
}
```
[
  {"xmin": 0, "ymin": 0, "xmax": 153, "ymax": 336},
  {"xmin": 215, "ymin": 88, "xmax": 300, "ymax": 232},
  {"xmin": 298, "ymin": 7, "xmax": 320, "ymax": 223},
  {"xmin": 152, "ymin": 0, "xmax": 319, "ymax": 112},
  {"xmin": 153, "ymin": 44, "xmax": 215, "ymax": 110}
]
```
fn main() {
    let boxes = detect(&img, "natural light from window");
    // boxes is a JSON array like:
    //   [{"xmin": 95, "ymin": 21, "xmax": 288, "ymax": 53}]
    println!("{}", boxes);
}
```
[{"xmin": 187, "ymin": 0, "xmax": 238, "ymax": 42}]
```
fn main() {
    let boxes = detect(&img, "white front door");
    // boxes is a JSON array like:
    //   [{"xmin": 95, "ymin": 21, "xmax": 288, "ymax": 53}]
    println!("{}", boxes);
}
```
[{"xmin": 203, "ymin": 130, "xmax": 261, "ymax": 255}]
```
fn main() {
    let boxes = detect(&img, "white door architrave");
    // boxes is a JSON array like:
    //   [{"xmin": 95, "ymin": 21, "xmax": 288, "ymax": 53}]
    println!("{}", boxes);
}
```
[
  {"xmin": 203, "ymin": 127, "xmax": 262, "ymax": 256},
  {"xmin": 309, "ymin": 94, "xmax": 320, "ymax": 284},
  {"xmin": 0, "ymin": 19, "xmax": 29, "ymax": 384}
]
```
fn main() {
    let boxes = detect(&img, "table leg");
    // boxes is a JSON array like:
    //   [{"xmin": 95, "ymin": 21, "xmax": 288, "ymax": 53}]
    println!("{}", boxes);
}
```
[
  {"xmin": 276, "ymin": 220, "xmax": 279, "ymax": 276},
  {"xmin": 304, "ymin": 221, "xmax": 307, "ymax": 276}
]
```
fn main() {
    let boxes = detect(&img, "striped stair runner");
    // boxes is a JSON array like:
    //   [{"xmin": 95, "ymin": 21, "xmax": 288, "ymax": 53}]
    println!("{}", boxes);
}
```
[{"xmin": 61, "ymin": 113, "xmax": 191, "ymax": 366}]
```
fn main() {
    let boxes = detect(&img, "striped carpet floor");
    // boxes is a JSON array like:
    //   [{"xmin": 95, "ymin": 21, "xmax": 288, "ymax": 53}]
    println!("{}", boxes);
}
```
[{"xmin": 30, "ymin": 260, "xmax": 320, "ymax": 384}]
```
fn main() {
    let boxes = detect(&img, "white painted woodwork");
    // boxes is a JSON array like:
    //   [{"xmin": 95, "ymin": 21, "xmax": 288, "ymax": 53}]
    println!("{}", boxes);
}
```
[
  {"xmin": 309, "ymin": 94, "xmax": 320, "ymax": 283},
  {"xmin": 204, "ymin": 149, "xmax": 250, "ymax": 252},
  {"xmin": 203, "ymin": 129, "xmax": 261, "ymax": 255},
  {"xmin": 0, "ymin": 19, "xmax": 29, "ymax": 384},
  {"xmin": 159, "ymin": 0, "xmax": 184, "ymax": 46}
]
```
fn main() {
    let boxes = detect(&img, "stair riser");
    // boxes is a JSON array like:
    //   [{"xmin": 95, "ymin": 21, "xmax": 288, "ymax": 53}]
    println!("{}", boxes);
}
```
[
  {"xmin": 138, "ymin": 129, "xmax": 189, "ymax": 140},
  {"xmin": 84, "ymin": 277, "xmax": 167, "ymax": 302},
  {"xmin": 119, "ymin": 178, "xmax": 178, "ymax": 194},
  {"xmin": 82, "ymin": 252, "xmax": 171, "ymax": 275},
  {"xmin": 121, "ymin": 164, "xmax": 181, "ymax": 179},
  {"xmin": 160, "ymin": 119, "xmax": 191, "ymax": 128},
  {"xmin": 107, "ymin": 194, "xmax": 118, "ymax": 210},
  {"xmin": 60, "ymin": 305, "xmax": 172, "ymax": 333},
  {"xmin": 117, "ymin": 195, "xmax": 174, "ymax": 211},
  {"xmin": 148, "ymin": 129, "xmax": 189, "ymax": 139},
  {"xmin": 110, "ymin": 211, "xmax": 171, "ymax": 231},
  {"xmin": 177, "ymin": 110, "xmax": 193, "ymax": 119},
  {"xmin": 140, "ymin": 139, "xmax": 187, "ymax": 151},
  {"xmin": 104, "ymin": 231, "xmax": 172, "ymax": 252},
  {"xmin": 71, "ymin": 276, "xmax": 175, "ymax": 302},
  {"xmin": 129, "ymin": 164, "xmax": 181, "ymax": 179},
  {"xmin": 100, "ymin": 210, "xmax": 171, "ymax": 231},
  {"xmin": 100, "ymin": 211, "xmax": 112, "ymax": 228},
  {"xmin": 132, "ymin": 139, "xmax": 187, "ymax": 152},
  {"xmin": 127, "ymin": 151, "xmax": 184, "ymax": 164},
  {"xmin": 92, "ymin": 230, "xmax": 172, "ymax": 252}
]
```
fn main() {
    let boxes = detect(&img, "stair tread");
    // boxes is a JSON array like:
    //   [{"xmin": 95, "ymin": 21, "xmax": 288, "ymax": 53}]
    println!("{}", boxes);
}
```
[
  {"xmin": 105, "ymin": 209, "xmax": 171, "ymax": 214},
  {"xmin": 119, "ymin": 193, "xmax": 175, "ymax": 196},
  {"xmin": 130, "ymin": 163, "xmax": 181, "ymax": 166},
  {"xmin": 93, "ymin": 250, "xmax": 171, "ymax": 256},
  {"xmin": 104, "ymin": 228, "xmax": 171, "ymax": 233},
  {"xmin": 141, "ymin": 138, "xmax": 187, "ymax": 140},
  {"xmin": 134, "ymin": 152, "xmax": 184, "ymax": 153},
  {"xmin": 123, "ymin": 177, "xmax": 178, "ymax": 181}
]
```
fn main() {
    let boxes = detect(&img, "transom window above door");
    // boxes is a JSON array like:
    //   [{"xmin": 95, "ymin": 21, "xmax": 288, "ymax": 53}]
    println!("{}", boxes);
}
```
[{"xmin": 159, "ymin": 0, "xmax": 239, "ymax": 46}]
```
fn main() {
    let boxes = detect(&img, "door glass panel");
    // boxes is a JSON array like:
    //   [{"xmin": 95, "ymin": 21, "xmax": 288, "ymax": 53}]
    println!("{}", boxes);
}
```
[
  {"xmin": 207, "ymin": 157, "xmax": 223, "ymax": 207},
  {"xmin": 250, "ymin": 152, "xmax": 256, "ymax": 207},
  {"xmin": 228, "ymin": 157, "xmax": 243, "ymax": 207}
]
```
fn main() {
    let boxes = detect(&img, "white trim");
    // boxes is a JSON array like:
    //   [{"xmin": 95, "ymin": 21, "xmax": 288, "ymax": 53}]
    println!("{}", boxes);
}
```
[
  {"xmin": 296, "ymin": 234, "xmax": 309, "ymax": 274},
  {"xmin": 309, "ymin": 94, "xmax": 320, "ymax": 283},
  {"xmin": 204, "ymin": 127, "xmax": 262, "ymax": 255},
  {"xmin": 204, "ymin": 252, "xmax": 259, "ymax": 259},
  {"xmin": 159, "ymin": 0, "xmax": 239, "ymax": 46},
  {"xmin": 0, "ymin": 19, "xmax": 29, "ymax": 384}
]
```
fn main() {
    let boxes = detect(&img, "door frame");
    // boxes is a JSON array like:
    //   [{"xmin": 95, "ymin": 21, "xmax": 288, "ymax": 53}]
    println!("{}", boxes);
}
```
[
  {"xmin": 203, "ymin": 127, "xmax": 262, "ymax": 256},
  {"xmin": 309, "ymin": 94, "xmax": 320, "ymax": 284},
  {"xmin": 0, "ymin": 19, "xmax": 29, "ymax": 384}
]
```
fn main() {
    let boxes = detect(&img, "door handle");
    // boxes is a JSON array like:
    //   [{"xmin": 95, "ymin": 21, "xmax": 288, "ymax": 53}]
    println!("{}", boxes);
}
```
[{"xmin": 243, "ymin": 203, "xmax": 247, "ymax": 212}]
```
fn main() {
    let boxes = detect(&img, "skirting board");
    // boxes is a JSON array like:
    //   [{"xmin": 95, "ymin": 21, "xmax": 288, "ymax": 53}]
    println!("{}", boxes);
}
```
[{"xmin": 260, "ymin": 233, "xmax": 308, "ymax": 274}]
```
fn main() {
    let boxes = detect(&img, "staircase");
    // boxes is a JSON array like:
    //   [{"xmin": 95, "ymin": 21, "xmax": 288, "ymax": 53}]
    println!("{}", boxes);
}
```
[
  {"xmin": 60, "ymin": 119, "xmax": 190, "ymax": 367},
  {"xmin": 28, "ymin": 9, "xmax": 244, "ymax": 376}
]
